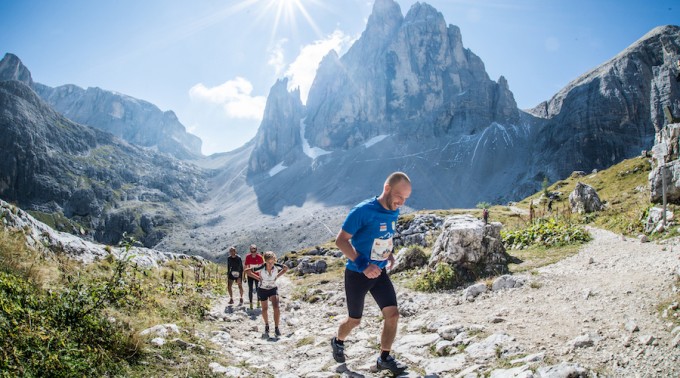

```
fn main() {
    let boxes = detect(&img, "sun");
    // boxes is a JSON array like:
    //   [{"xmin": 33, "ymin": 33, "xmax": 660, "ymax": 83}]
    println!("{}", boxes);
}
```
[{"xmin": 255, "ymin": 0, "xmax": 323, "ymax": 40}]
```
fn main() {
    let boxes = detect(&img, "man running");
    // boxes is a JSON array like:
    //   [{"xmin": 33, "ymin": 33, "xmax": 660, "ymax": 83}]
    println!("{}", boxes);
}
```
[
  {"xmin": 244, "ymin": 244, "xmax": 264, "ymax": 309},
  {"xmin": 226, "ymin": 246, "xmax": 244, "ymax": 305},
  {"xmin": 330, "ymin": 172, "xmax": 412, "ymax": 375}
]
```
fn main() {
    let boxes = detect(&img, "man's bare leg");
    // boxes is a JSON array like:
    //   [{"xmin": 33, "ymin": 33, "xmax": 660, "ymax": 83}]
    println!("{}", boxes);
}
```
[{"xmin": 380, "ymin": 306, "xmax": 399, "ymax": 352}]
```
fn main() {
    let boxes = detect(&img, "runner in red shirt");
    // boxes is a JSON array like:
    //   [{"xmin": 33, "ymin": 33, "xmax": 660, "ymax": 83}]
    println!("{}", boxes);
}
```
[{"xmin": 244, "ymin": 244, "xmax": 264, "ymax": 309}]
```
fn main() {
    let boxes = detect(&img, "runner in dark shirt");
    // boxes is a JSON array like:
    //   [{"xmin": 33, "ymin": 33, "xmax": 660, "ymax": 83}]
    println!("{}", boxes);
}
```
[{"xmin": 226, "ymin": 246, "xmax": 244, "ymax": 305}]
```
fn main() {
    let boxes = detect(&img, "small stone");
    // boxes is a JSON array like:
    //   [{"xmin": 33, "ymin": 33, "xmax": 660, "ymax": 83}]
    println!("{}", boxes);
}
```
[
  {"xmin": 624, "ymin": 320, "xmax": 639, "ymax": 333},
  {"xmin": 638, "ymin": 335, "xmax": 655, "ymax": 346},
  {"xmin": 569, "ymin": 334, "xmax": 594, "ymax": 349},
  {"xmin": 150, "ymin": 337, "xmax": 166, "ymax": 347},
  {"xmin": 638, "ymin": 235, "xmax": 649, "ymax": 243},
  {"xmin": 588, "ymin": 257, "xmax": 594, "ymax": 264}
]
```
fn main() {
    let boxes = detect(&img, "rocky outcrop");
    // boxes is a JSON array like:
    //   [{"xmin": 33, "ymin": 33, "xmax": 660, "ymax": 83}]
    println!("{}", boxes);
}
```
[
  {"xmin": 530, "ymin": 26, "xmax": 680, "ymax": 180},
  {"xmin": 0, "ymin": 53, "xmax": 203, "ymax": 160},
  {"xmin": 649, "ymin": 123, "xmax": 680, "ymax": 203},
  {"xmin": 0, "ymin": 199, "xmax": 196, "ymax": 268},
  {"xmin": 429, "ymin": 215, "xmax": 510, "ymax": 280},
  {"xmin": 245, "ymin": 2, "xmax": 680, "ymax": 216},
  {"xmin": 300, "ymin": 0, "xmax": 519, "ymax": 151},
  {"xmin": 0, "ymin": 79, "xmax": 208, "ymax": 247},
  {"xmin": 569, "ymin": 182, "xmax": 605, "ymax": 213},
  {"xmin": 395, "ymin": 213, "xmax": 444, "ymax": 247},
  {"xmin": 248, "ymin": 78, "xmax": 304, "ymax": 173},
  {"xmin": 0, "ymin": 52, "xmax": 33, "ymax": 86},
  {"xmin": 391, "ymin": 245, "xmax": 428, "ymax": 273}
]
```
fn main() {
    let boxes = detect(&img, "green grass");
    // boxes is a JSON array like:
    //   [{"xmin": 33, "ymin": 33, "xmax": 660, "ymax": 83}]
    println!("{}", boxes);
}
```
[
  {"xmin": 508, "ymin": 244, "xmax": 582, "ymax": 273},
  {"xmin": 0, "ymin": 228, "xmax": 237, "ymax": 377}
]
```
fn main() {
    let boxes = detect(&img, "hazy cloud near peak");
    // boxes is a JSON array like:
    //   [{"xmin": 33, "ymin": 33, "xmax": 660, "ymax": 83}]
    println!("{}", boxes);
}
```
[
  {"xmin": 189, "ymin": 77, "xmax": 266, "ymax": 120},
  {"xmin": 284, "ymin": 29, "xmax": 355, "ymax": 104}
]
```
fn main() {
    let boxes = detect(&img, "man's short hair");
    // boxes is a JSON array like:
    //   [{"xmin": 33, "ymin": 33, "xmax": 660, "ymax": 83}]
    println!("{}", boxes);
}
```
[{"xmin": 385, "ymin": 172, "xmax": 411, "ymax": 187}]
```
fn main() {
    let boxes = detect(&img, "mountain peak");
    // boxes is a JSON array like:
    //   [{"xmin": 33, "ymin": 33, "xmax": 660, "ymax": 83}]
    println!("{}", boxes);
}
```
[
  {"xmin": 404, "ymin": 2, "xmax": 445, "ymax": 25},
  {"xmin": 0, "ymin": 53, "xmax": 34, "ymax": 86},
  {"xmin": 365, "ymin": 0, "xmax": 403, "ymax": 39}
]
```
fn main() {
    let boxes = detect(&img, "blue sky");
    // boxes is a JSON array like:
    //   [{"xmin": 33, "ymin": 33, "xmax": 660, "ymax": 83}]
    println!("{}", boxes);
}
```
[{"xmin": 1, "ymin": 0, "xmax": 677, "ymax": 155}]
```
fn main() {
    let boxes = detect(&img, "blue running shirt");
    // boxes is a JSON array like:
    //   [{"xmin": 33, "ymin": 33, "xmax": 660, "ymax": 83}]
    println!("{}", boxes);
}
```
[{"xmin": 342, "ymin": 197, "xmax": 399, "ymax": 273}]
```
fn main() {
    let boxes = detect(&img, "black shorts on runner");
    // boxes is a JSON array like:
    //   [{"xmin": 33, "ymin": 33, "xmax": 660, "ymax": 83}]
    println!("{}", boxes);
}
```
[
  {"xmin": 257, "ymin": 287, "xmax": 278, "ymax": 301},
  {"xmin": 228, "ymin": 272, "xmax": 242, "ymax": 281},
  {"xmin": 344, "ymin": 268, "xmax": 397, "ymax": 319}
]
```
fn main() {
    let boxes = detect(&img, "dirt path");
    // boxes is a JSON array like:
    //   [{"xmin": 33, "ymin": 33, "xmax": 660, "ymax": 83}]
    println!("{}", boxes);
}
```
[
  {"xmin": 206, "ymin": 228, "xmax": 680, "ymax": 377},
  {"xmin": 428, "ymin": 227, "xmax": 680, "ymax": 376}
]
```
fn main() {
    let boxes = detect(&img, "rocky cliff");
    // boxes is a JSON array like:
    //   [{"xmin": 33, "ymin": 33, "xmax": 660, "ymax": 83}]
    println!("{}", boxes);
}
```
[
  {"xmin": 529, "ymin": 25, "xmax": 680, "ymax": 179},
  {"xmin": 246, "ymin": 0, "xmax": 680, "ymax": 213},
  {"xmin": 0, "ymin": 53, "xmax": 203, "ymax": 160},
  {"xmin": 0, "ymin": 79, "xmax": 208, "ymax": 247}
]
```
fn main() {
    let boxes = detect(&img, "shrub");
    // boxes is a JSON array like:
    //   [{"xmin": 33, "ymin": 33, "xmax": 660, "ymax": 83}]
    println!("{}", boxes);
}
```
[
  {"xmin": 413, "ymin": 263, "xmax": 457, "ymax": 292},
  {"xmin": 502, "ymin": 218, "xmax": 591, "ymax": 250}
]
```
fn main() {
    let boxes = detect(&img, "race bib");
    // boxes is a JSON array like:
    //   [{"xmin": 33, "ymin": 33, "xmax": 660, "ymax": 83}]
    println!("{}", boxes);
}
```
[
  {"xmin": 370, "ymin": 237, "xmax": 393, "ymax": 261},
  {"xmin": 230, "ymin": 271, "xmax": 240, "ymax": 278}
]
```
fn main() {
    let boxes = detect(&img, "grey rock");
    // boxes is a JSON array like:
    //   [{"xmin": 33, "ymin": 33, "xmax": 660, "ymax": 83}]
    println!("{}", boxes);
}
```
[
  {"xmin": 510, "ymin": 352, "xmax": 545, "ymax": 365},
  {"xmin": 140, "ymin": 324, "xmax": 181, "ymax": 337},
  {"xmin": 536, "ymin": 362, "xmax": 588, "ymax": 378},
  {"xmin": 390, "ymin": 246, "xmax": 428, "ymax": 273},
  {"xmin": 490, "ymin": 365, "xmax": 535, "ymax": 378},
  {"xmin": 295, "ymin": 258, "xmax": 328, "ymax": 275},
  {"xmin": 430, "ymin": 215, "xmax": 510, "ymax": 282},
  {"xmin": 569, "ymin": 182, "xmax": 604, "ymax": 214},
  {"xmin": 672, "ymin": 333, "xmax": 680, "ymax": 348},
  {"xmin": 624, "ymin": 319, "xmax": 640, "ymax": 333},
  {"xmin": 438, "ymin": 324, "xmax": 465, "ymax": 340},
  {"xmin": 638, "ymin": 334, "xmax": 655, "ymax": 346},
  {"xmin": 463, "ymin": 282, "xmax": 488, "ymax": 301},
  {"xmin": 434, "ymin": 340, "xmax": 455, "ymax": 356},
  {"xmin": 465, "ymin": 332, "xmax": 516, "ymax": 361},
  {"xmin": 492, "ymin": 275, "xmax": 527, "ymax": 291},
  {"xmin": 208, "ymin": 363, "xmax": 243, "ymax": 376},
  {"xmin": 644, "ymin": 206, "xmax": 674, "ymax": 233},
  {"xmin": 150, "ymin": 337, "xmax": 166, "ymax": 347},
  {"xmin": 395, "ymin": 214, "xmax": 444, "ymax": 248},
  {"xmin": 568, "ymin": 334, "xmax": 595, "ymax": 349},
  {"xmin": 423, "ymin": 355, "xmax": 467, "ymax": 376}
]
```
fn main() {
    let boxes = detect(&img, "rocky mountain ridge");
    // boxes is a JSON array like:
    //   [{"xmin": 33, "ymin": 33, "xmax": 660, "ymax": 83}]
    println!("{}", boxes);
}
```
[
  {"xmin": 0, "ymin": 79, "xmax": 209, "ymax": 248},
  {"xmin": 246, "ymin": 0, "xmax": 680, "ymax": 216},
  {"xmin": 0, "ymin": 53, "xmax": 202, "ymax": 160}
]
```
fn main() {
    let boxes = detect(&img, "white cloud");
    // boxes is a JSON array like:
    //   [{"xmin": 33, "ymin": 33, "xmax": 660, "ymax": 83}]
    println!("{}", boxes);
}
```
[
  {"xmin": 284, "ymin": 29, "xmax": 354, "ymax": 104},
  {"xmin": 268, "ymin": 38, "xmax": 288, "ymax": 76},
  {"xmin": 189, "ymin": 77, "xmax": 266, "ymax": 120}
]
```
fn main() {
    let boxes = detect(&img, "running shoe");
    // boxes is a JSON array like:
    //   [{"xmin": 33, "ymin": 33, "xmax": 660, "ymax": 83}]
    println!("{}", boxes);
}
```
[
  {"xmin": 377, "ymin": 355, "xmax": 407, "ymax": 375},
  {"xmin": 239, "ymin": 298, "xmax": 243, "ymax": 305},
  {"xmin": 330, "ymin": 337, "xmax": 346, "ymax": 363},
  {"xmin": 228, "ymin": 299, "xmax": 234, "ymax": 304},
  {"xmin": 275, "ymin": 327, "xmax": 281, "ymax": 337}
]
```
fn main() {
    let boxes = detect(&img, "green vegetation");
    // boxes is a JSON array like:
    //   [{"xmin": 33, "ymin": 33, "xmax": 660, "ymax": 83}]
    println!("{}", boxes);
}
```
[
  {"xmin": 0, "ymin": 228, "xmax": 233, "ymax": 377},
  {"xmin": 412, "ymin": 263, "xmax": 457, "ymax": 292},
  {"xmin": 518, "ymin": 157, "xmax": 656, "ymax": 236},
  {"xmin": 502, "ymin": 218, "xmax": 592, "ymax": 250}
]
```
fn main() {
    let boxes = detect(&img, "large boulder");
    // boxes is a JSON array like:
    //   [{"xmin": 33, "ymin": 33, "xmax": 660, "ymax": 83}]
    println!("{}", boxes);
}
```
[
  {"xmin": 395, "ymin": 214, "xmax": 444, "ymax": 248},
  {"xmin": 390, "ymin": 246, "xmax": 428, "ymax": 273},
  {"xmin": 568, "ymin": 182, "xmax": 604, "ymax": 214},
  {"xmin": 428, "ymin": 215, "xmax": 510, "ymax": 280},
  {"xmin": 649, "ymin": 158, "xmax": 680, "ymax": 204}
]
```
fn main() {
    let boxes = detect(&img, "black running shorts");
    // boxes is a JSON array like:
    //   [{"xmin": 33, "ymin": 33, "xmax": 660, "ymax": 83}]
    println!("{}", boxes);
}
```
[
  {"xmin": 344, "ymin": 268, "xmax": 397, "ymax": 319},
  {"xmin": 257, "ymin": 287, "xmax": 278, "ymax": 301}
]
